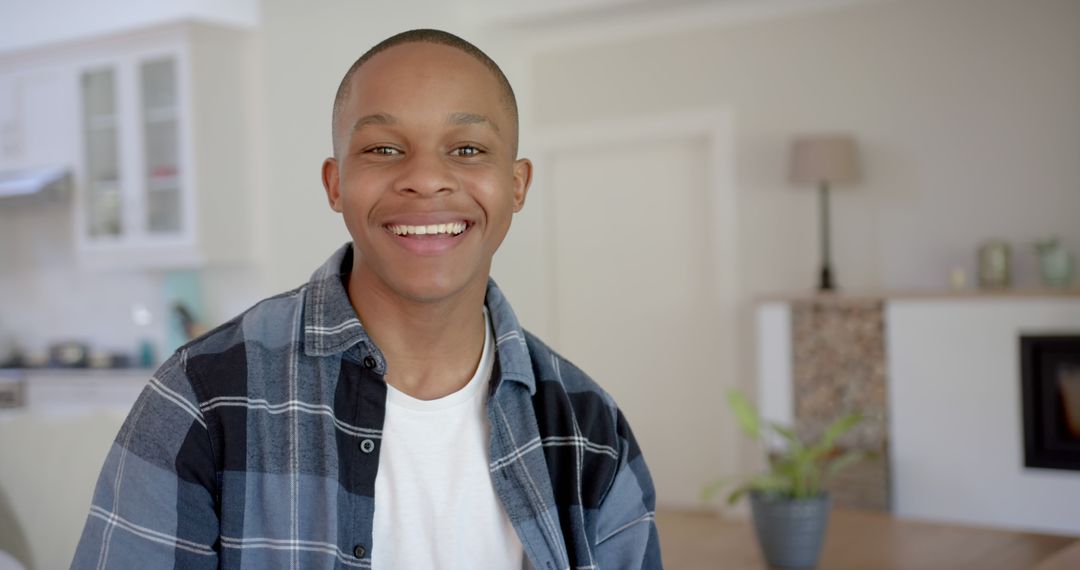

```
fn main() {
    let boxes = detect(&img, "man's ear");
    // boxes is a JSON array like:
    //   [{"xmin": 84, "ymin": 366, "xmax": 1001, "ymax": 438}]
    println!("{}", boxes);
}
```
[
  {"xmin": 511, "ymin": 158, "xmax": 533, "ymax": 213},
  {"xmin": 322, "ymin": 157, "xmax": 342, "ymax": 212}
]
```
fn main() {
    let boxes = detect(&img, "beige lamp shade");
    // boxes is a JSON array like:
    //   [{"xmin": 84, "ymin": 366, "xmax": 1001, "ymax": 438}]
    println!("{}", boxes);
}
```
[{"xmin": 789, "ymin": 134, "xmax": 860, "ymax": 186}]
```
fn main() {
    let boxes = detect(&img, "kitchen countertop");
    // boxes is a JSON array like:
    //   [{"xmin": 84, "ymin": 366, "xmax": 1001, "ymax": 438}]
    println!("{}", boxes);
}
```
[
  {"xmin": 0, "ymin": 367, "xmax": 152, "ymax": 377},
  {"xmin": 0, "ymin": 368, "xmax": 150, "ymax": 418}
]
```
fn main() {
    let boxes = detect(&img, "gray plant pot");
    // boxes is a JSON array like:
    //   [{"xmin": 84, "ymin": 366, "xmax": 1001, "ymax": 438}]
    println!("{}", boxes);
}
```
[{"xmin": 749, "ymin": 491, "xmax": 831, "ymax": 569}]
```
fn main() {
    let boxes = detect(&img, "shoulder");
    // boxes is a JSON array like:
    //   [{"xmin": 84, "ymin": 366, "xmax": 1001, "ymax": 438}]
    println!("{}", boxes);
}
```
[
  {"xmin": 519, "ymin": 330, "xmax": 647, "ymax": 507},
  {"xmin": 173, "ymin": 285, "xmax": 307, "ymax": 395},
  {"xmin": 523, "ymin": 331, "xmax": 615, "ymax": 404},
  {"xmin": 522, "ymin": 330, "xmax": 641, "ymax": 451}
]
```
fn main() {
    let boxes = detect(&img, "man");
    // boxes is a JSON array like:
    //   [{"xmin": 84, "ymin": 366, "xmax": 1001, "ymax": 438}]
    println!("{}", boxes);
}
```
[{"xmin": 73, "ymin": 29, "xmax": 661, "ymax": 569}]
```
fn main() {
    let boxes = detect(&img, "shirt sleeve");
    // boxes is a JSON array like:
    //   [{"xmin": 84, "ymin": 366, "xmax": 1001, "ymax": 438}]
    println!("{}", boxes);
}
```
[
  {"xmin": 592, "ymin": 409, "xmax": 664, "ymax": 569},
  {"xmin": 71, "ymin": 350, "xmax": 220, "ymax": 569}
]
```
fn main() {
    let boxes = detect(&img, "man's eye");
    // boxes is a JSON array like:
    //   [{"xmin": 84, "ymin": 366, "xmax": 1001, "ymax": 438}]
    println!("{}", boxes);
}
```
[
  {"xmin": 452, "ymin": 146, "xmax": 481, "ymax": 157},
  {"xmin": 367, "ymin": 146, "xmax": 400, "ymax": 156}
]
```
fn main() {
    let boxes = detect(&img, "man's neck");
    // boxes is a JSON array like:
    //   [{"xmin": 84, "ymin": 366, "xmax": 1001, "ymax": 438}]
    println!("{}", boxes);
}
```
[{"xmin": 347, "ymin": 266, "xmax": 488, "ymax": 401}]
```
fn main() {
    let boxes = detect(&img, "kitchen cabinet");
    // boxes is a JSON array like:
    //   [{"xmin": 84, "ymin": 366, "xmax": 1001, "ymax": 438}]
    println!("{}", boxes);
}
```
[
  {"xmin": 0, "ymin": 68, "xmax": 78, "ymax": 175},
  {"xmin": 0, "ymin": 74, "xmax": 19, "ymax": 170},
  {"xmin": 71, "ymin": 23, "xmax": 256, "ymax": 269},
  {"xmin": 0, "ymin": 23, "xmax": 256, "ymax": 268},
  {"xmin": 77, "ymin": 51, "xmax": 186, "ymax": 246}
]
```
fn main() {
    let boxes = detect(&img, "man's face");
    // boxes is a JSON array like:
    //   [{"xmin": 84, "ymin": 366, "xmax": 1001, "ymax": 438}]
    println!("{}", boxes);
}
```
[{"xmin": 323, "ymin": 42, "xmax": 531, "ymax": 304}]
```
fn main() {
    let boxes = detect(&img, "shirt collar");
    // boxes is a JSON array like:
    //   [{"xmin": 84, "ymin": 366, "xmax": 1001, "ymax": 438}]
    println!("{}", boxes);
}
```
[
  {"xmin": 302, "ymin": 243, "xmax": 371, "ymax": 357},
  {"xmin": 483, "ymin": 270, "xmax": 537, "ymax": 395},
  {"xmin": 301, "ymin": 242, "xmax": 537, "ymax": 395}
]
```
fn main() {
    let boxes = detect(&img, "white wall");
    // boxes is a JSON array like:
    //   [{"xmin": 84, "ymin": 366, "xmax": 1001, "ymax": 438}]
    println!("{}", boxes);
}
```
[
  {"xmin": 524, "ymin": 0, "xmax": 1080, "ymax": 296},
  {"xmin": 888, "ymin": 298, "xmax": 1080, "ymax": 535}
]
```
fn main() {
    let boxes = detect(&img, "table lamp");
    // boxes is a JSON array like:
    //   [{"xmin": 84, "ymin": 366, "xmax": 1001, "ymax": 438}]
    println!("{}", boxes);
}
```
[{"xmin": 789, "ymin": 134, "xmax": 860, "ymax": 291}]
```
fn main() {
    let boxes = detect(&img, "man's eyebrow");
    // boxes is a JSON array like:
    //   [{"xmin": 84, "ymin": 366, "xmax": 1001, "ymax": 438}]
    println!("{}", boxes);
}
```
[
  {"xmin": 447, "ymin": 112, "xmax": 500, "ymax": 134},
  {"xmin": 350, "ymin": 113, "xmax": 398, "ymax": 135}
]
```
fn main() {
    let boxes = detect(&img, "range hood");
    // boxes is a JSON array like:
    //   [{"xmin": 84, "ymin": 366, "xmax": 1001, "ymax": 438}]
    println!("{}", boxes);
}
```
[{"xmin": 0, "ymin": 166, "xmax": 72, "ymax": 202}]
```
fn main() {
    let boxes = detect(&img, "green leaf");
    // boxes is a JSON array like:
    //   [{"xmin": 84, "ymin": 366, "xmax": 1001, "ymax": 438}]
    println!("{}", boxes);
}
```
[
  {"xmin": 726, "ymin": 389, "xmax": 761, "ymax": 440},
  {"xmin": 791, "ymin": 441, "xmax": 815, "ymax": 465},
  {"xmin": 726, "ymin": 473, "xmax": 794, "ymax": 505},
  {"xmin": 701, "ymin": 478, "xmax": 731, "ymax": 502},
  {"xmin": 725, "ymin": 395, "xmax": 873, "ymax": 503},
  {"xmin": 823, "ymin": 450, "xmax": 871, "ymax": 485},
  {"xmin": 770, "ymin": 423, "xmax": 805, "ymax": 454},
  {"xmin": 805, "ymin": 440, "xmax": 834, "ymax": 464},
  {"xmin": 727, "ymin": 483, "xmax": 753, "ymax": 506},
  {"xmin": 771, "ymin": 423, "xmax": 798, "ymax": 443},
  {"xmin": 792, "ymin": 451, "xmax": 816, "ymax": 497},
  {"xmin": 770, "ymin": 455, "xmax": 797, "ymax": 480},
  {"xmin": 822, "ymin": 412, "xmax": 863, "ymax": 449},
  {"xmin": 750, "ymin": 473, "xmax": 792, "ymax": 493}
]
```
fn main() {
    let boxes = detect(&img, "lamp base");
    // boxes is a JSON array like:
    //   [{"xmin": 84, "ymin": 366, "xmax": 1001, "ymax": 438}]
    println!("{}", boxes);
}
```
[
  {"xmin": 816, "ymin": 182, "xmax": 838, "ymax": 293},
  {"xmin": 818, "ymin": 265, "xmax": 836, "ymax": 292}
]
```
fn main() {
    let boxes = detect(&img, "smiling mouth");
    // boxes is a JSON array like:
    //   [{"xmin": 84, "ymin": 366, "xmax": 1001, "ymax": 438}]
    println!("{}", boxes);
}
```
[{"xmin": 385, "ymin": 221, "xmax": 470, "ymax": 238}]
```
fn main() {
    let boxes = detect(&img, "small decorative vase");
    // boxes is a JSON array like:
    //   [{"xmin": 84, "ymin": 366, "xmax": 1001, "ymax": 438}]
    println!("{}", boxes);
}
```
[
  {"xmin": 1034, "ymin": 240, "xmax": 1075, "ymax": 289},
  {"xmin": 749, "ymin": 492, "xmax": 831, "ymax": 569},
  {"xmin": 977, "ymin": 240, "xmax": 1012, "ymax": 289}
]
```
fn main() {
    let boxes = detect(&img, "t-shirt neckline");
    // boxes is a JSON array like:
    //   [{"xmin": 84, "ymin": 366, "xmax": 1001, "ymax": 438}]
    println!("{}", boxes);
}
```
[{"xmin": 384, "ymin": 306, "xmax": 493, "ymax": 412}]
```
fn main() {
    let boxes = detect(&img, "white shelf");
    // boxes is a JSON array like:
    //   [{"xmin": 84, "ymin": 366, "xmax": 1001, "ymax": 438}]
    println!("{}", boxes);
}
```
[{"xmin": 146, "ymin": 173, "xmax": 178, "ymax": 191}]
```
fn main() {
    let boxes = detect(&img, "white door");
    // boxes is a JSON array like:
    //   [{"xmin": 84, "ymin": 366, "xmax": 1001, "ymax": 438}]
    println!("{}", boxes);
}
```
[{"xmin": 537, "ymin": 114, "xmax": 738, "ymax": 508}]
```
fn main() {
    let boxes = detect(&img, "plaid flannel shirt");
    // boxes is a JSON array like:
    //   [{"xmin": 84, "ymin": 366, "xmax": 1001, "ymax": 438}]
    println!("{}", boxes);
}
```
[{"xmin": 73, "ymin": 243, "xmax": 662, "ymax": 569}]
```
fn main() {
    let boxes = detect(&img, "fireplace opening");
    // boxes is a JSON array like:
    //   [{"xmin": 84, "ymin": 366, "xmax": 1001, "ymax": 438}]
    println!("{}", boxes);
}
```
[{"xmin": 1021, "ymin": 335, "xmax": 1080, "ymax": 471}]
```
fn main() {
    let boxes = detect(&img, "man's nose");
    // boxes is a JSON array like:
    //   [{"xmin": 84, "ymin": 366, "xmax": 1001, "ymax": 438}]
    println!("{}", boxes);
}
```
[{"xmin": 393, "ymin": 151, "xmax": 455, "ymax": 196}]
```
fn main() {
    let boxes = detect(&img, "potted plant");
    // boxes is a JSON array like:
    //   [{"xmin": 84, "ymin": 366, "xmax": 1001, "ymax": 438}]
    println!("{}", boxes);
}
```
[{"xmin": 704, "ymin": 389, "xmax": 871, "ymax": 569}]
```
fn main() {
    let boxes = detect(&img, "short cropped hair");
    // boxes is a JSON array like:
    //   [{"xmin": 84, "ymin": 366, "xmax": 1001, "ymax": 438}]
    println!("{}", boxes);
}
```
[{"xmin": 331, "ymin": 29, "xmax": 519, "ymax": 157}]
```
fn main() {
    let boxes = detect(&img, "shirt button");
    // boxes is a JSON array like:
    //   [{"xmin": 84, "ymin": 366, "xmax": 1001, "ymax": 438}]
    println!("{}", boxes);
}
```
[
  {"xmin": 362, "ymin": 356, "xmax": 377, "ymax": 369},
  {"xmin": 360, "ymin": 439, "xmax": 375, "ymax": 453},
  {"xmin": 353, "ymin": 544, "xmax": 366, "ymax": 558}
]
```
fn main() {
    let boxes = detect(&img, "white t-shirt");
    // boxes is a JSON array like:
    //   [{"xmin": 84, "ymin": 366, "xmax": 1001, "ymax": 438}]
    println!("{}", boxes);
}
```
[{"xmin": 372, "ymin": 308, "xmax": 525, "ymax": 569}]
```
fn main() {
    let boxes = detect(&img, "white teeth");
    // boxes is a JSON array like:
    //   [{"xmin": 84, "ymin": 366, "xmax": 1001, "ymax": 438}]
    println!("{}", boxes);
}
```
[{"xmin": 389, "ymin": 222, "xmax": 467, "ymax": 236}]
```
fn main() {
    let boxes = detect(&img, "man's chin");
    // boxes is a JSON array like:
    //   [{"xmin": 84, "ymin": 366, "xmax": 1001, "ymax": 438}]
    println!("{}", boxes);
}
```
[
  {"xmin": 383, "ymin": 271, "xmax": 485, "ymax": 306},
  {"xmin": 349, "ymin": 253, "xmax": 490, "ymax": 306}
]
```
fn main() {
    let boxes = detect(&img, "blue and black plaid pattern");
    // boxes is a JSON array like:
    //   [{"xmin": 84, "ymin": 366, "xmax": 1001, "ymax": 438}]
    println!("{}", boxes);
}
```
[{"xmin": 72, "ymin": 243, "xmax": 662, "ymax": 569}]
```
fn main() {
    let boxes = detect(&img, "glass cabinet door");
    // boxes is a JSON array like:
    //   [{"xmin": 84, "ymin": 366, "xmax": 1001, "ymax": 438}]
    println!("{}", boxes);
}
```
[
  {"xmin": 140, "ymin": 57, "xmax": 181, "ymax": 234},
  {"xmin": 81, "ymin": 68, "xmax": 121, "ymax": 237}
]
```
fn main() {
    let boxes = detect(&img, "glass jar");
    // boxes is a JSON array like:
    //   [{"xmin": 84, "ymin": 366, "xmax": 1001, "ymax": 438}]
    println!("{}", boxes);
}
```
[{"xmin": 977, "ymin": 240, "xmax": 1012, "ymax": 289}]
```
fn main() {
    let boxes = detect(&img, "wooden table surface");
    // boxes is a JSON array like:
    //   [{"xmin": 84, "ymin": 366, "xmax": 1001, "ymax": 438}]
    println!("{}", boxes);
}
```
[{"xmin": 655, "ymin": 508, "xmax": 1080, "ymax": 570}]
